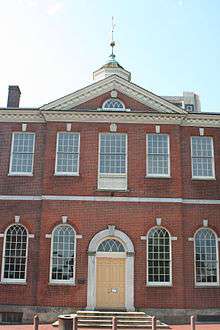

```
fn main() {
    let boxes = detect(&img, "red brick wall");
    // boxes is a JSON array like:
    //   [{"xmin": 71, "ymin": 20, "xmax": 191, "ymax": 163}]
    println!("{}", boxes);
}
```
[
  {"xmin": 0, "ymin": 201, "xmax": 219, "ymax": 309},
  {"xmin": 0, "ymin": 93, "xmax": 219, "ymax": 310}
]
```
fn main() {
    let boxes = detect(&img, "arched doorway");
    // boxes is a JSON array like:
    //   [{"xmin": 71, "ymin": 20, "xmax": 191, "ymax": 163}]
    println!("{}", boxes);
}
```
[{"xmin": 87, "ymin": 226, "xmax": 135, "ymax": 311}]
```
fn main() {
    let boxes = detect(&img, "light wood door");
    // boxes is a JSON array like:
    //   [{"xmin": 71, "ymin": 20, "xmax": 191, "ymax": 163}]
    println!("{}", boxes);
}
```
[{"xmin": 96, "ymin": 257, "xmax": 125, "ymax": 309}]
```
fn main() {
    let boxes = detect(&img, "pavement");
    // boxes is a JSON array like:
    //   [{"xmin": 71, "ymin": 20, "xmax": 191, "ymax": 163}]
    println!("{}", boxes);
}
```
[{"xmin": 1, "ymin": 325, "xmax": 220, "ymax": 330}]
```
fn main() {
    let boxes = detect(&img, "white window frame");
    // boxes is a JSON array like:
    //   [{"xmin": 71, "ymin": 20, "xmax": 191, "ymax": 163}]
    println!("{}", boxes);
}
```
[
  {"xmin": 1, "ymin": 224, "xmax": 29, "ymax": 284},
  {"xmin": 191, "ymin": 136, "xmax": 215, "ymax": 180},
  {"xmin": 98, "ymin": 133, "xmax": 128, "ymax": 178},
  {"xmin": 55, "ymin": 132, "xmax": 80, "ymax": 176},
  {"xmin": 146, "ymin": 134, "xmax": 170, "ymax": 178},
  {"xmin": 146, "ymin": 226, "xmax": 172, "ymax": 287},
  {"xmin": 194, "ymin": 228, "xmax": 219, "ymax": 287},
  {"xmin": 9, "ymin": 132, "xmax": 35, "ymax": 176},
  {"xmin": 49, "ymin": 224, "xmax": 76, "ymax": 285}
]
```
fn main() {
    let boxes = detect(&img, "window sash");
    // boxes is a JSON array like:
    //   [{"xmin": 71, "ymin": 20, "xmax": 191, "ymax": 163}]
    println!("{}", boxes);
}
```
[
  {"xmin": 1, "ymin": 225, "xmax": 28, "ymax": 283},
  {"xmin": 191, "ymin": 137, "xmax": 215, "ymax": 178},
  {"xmin": 50, "ymin": 225, "xmax": 76, "ymax": 284},
  {"xmin": 146, "ymin": 134, "xmax": 170, "ymax": 177},
  {"xmin": 9, "ymin": 132, "xmax": 35, "ymax": 175},
  {"xmin": 147, "ymin": 228, "xmax": 172, "ymax": 286},
  {"xmin": 99, "ymin": 133, "xmax": 127, "ymax": 175},
  {"xmin": 194, "ymin": 229, "xmax": 219, "ymax": 285},
  {"xmin": 55, "ymin": 132, "xmax": 80, "ymax": 175}
]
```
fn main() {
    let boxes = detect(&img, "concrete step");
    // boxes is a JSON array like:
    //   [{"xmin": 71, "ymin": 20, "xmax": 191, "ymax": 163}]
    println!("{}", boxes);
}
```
[{"xmin": 52, "ymin": 310, "xmax": 170, "ymax": 329}]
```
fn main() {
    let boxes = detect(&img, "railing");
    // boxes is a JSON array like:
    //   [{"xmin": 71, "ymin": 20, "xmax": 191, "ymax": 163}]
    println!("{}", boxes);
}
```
[{"xmin": 32, "ymin": 313, "xmax": 197, "ymax": 330}]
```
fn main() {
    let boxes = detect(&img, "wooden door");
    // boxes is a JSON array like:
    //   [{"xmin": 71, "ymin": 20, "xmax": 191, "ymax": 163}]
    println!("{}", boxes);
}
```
[{"xmin": 96, "ymin": 257, "xmax": 125, "ymax": 309}]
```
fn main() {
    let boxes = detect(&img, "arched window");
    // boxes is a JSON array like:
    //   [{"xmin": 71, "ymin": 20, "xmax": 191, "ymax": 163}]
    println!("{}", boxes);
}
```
[
  {"xmin": 102, "ymin": 99, "xmax": 125, "ymax": 110},
  {"xmin": 195, "ymin": 228, "xmax": 219, "ymax": 285},
  {"xmin": 97, "ymin": 239, "xmax": 125, "ymax": 252},
  {"xmin": 147, "ymin": 227, "xmax": 171, "ymax": 285},
  {"xmin": 2, "ymin": 224, "xmax": 28, "ymax": 282},
  {"xmin": 50, "ymin": 225, "xmax": 76, "ymax": 283}
]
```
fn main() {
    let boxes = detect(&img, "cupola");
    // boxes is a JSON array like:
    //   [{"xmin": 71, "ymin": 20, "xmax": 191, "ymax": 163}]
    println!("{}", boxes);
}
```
[{"xmin": 93, "ymin": 27, "xmax": 131, "ymax": 82}]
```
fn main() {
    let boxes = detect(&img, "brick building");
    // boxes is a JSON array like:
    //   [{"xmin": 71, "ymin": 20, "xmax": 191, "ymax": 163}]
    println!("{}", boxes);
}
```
[{"xmin": 0, "ymin": 51, "xmax": 219, "ymax": 324}]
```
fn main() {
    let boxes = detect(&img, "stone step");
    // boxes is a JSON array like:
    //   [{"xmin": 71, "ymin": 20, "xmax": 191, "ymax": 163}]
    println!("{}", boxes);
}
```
[
  {"xmin": 77, "ymin": 316, "xmax": 152, "ymax": 320},
  {"xmin": 78, "ymin": 324, "xmax": 168, "ymax": 328},
  {"xmin": 78, "ymin": 318, "xmax": 151, "ymax": 324},
  {"xmin": 52, "ymin": 311, "xmax": 169, "ymax": 329},
  {"xmin": 77, "ymin": 311, "xmax": 146, "ymax": 315}
]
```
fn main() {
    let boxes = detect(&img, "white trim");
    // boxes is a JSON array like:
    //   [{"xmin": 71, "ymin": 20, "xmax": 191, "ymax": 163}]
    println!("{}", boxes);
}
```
[
  {"xmin": 40, "ymin": 75, "xmax": 186, "ymax": 114},
  {"xmin": 0, "ymin": 234, "xmax": 4, "ymax": 238},
  {"xmin": 191, "ymin": 136, "xmax": 215, "ymax": 180},
  {"xmin": 22, "ymin": 123, "xmax": 27, "ymax": 132},
  {"xmin": 1, "ymin": 108, "xmax": 220, "ymax": 127},
  {"xmin": 54, "ymin": 132, "xmax": 80, "ymax": 176},
  {"xmin": 45, "ymin": 234, "xmax": 52, "ymax": 238},
  {"xmin": 49, "ymin": 224, "xmax": 77, "ymax": 285},
  {"xmin": 1, "ymin": 224, "xmax": 29, "ymax": 284},
  {"xmin": 87, "ymin": 228, "xmax": 135, "ymax": 311},
  {"xmin": 146, "ymin": 226, "xmax": 173, "ymax": 287},
  {"xmin": 28, "ymin": 234, "xmax": 34, "ymax": 238},
  {"xmin": 9, "ymin": 132, "xmax": 35, "ymax": 176},
  {"xmin": 0, "ymin": 195, "xmax": 220, "ymax": 205},
  {"xmin": 146, "ymin": 133, "xmax": 171, "ymax": 178},
  {"xmin": 194, "ymin": 227, "xmax": 219, "ymax": 286}
]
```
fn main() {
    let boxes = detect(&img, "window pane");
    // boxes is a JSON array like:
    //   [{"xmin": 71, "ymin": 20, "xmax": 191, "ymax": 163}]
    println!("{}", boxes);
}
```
[
  {"xmin": 148, "ymin": 228, "xmax": 171, "ymax": 283},
  {"xmin": 98, "ymin": 239, "xmax": 125, "ymax": 252},
  {"xmin": 147, "ymin": 134, "xmax": 169, "ymax": 175},
  {"xmin": 103, "ymin": 99, "xmax": 124, "ymax": 110},
  {"xmin": 3, "ymin": 225, "xmax": 28, "ymax": 280},
  {"xmin": 51, "ymin": 226, "xmax": 75, "ymax": 282},
  {"xmin": 56, "ymin": 133, "xmax": 79, "ymax": 173},
  {"xmin": 11, "ymin": 133, "xmax": 35, "ymax": 174},
  {"xmin": 99, "ymin": 133, "xmax": 126, "ymax": 174},
  {"xmin": 195, "ymin": 229, "xmax": 218, "ymax": 284},
  {"xmin": 191, "ymin": 137, "xmax": 214, "ymax": 177}
]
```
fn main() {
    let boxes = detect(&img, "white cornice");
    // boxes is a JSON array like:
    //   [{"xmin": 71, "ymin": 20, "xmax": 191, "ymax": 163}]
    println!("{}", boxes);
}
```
[
  {"xmin": 42, "ymin": 111, "xmax": 185, "ymax": 125},
  {"xmin": 0, "ymin": 194, "xmax": 219, "ymax": 205},
  {"xmin": 0, "ymin": 109, "xmax": 219, "ymax": 127},
  {"xmin": 40, "ymin": 75, "xmax": 187, "ymax": 114},
  {"xmin": 0, "ymin": 110, "xmax": 44, "ymax": 123}
]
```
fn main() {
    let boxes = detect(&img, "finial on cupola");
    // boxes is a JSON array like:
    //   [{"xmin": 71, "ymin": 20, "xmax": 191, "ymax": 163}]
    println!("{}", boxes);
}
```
[
  {"xmin": 92, "ymin": 17, "xmax": 131, "ymax": 82},
  {"xmin": 110, "ymin": 16, "xmax": 116, "ymax": 62}
]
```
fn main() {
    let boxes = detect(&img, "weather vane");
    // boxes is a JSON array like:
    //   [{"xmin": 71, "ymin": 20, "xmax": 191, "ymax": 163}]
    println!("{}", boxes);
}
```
[{"xmin": 110, "ymin": 16, "xmax": 116, "ymax": 58}]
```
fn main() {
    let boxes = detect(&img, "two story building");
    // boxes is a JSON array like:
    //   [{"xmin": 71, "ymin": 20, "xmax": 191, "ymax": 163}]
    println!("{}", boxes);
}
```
[{"xmin": 0, "ymin": 52, "xmax": 219, "ymax": 324}]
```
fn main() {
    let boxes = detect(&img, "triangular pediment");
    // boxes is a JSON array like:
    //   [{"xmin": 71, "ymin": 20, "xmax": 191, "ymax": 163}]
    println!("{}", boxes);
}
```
[{"xmin": 40, "ymin": 75, "xmax": 187, "ymax": 114}]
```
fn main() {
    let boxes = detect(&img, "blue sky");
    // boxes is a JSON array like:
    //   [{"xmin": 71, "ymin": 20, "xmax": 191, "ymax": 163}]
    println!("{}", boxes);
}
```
[{"xmin": 0, "ymin": 0, "xmax": 220, "ymax": 112}]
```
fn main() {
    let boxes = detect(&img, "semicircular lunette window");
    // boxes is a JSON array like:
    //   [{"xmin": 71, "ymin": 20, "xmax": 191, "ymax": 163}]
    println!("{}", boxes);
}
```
[
  {"xmin": 102, "ymin": 99, "xmax": 125, "ymax": 110},
  {"xmin": 98, "ymin": 239, "xmax": 125, "ymax": 252}
]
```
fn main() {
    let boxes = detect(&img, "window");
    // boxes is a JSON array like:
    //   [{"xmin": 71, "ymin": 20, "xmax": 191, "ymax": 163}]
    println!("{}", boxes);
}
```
[
  {"xmin": 55, "ymin": 132, "xmax": 80, "ymax": 175},
  {"xmin": 1, "ymin": 312, "xmax": 23, "ymax": 324},
  {"xmin": 50, "ymin": 225, "xmax": 76, "ymax": 284},
  {"xmin": 2, "ymin": 225, "xmax": 28, "ymax": 283},
  {"xmin": 195, "ymin": 228, "xmax": 219, "ymax": 285},
  {"xmin": 146, "ymin": 134, "xmax": 170, "ymax": 177},
  {"xmin": 191, "ymin": 137, "xmax": 215, "ymax": 179},
  {"xmin": 147, "ymin": 227, "xmax": 171, "ymax": 286},
  {"xmin": 99, "ymin": 133, "xmax": 127, "ymax": 175},
  {"xmin": 102, "ymin": 99, "xmax": 125, "ymax": 110},
  {"xmin": 98, "ymin": 239, "xmax": 125, "ymax": 252},
  {"xmin": 9, "ymin": 132, "xmax": 35, "ymax": 175}
]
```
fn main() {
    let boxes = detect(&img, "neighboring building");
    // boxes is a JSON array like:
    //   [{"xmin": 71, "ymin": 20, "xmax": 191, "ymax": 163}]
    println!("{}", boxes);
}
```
[{"xmin": 0, "ymin": 49, "xmax": 219, "ymax": 324}]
